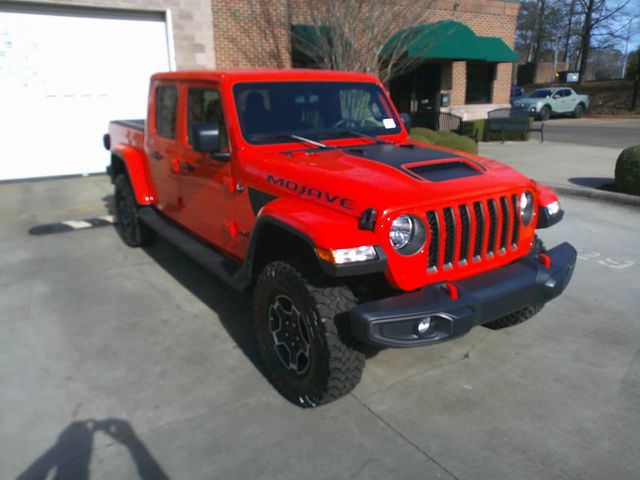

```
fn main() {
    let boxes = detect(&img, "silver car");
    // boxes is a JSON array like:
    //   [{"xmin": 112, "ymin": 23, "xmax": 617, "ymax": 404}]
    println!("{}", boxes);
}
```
[{"xmin": 513, "ymin": 87, "xmax": 590, "ymax": 121}]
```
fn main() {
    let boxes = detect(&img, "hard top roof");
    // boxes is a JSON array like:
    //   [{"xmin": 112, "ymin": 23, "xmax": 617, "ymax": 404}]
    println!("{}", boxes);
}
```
[{"xmin": 151, "ymin": 69, "xmax": 381, "ymax": 84}]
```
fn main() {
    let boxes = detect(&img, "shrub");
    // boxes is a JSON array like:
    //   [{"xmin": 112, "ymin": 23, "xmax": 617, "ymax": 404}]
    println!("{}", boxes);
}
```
[
  {"xmin": 615, "ymin": 145, "xmax": 640, "ymax": 195},
  {"xmin": 409, "ymin": 127, "xmax": 478, "ymax": 155}
]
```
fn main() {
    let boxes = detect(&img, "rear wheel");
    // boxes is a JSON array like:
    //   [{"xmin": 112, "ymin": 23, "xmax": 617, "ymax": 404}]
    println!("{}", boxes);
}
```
[
  {"xmin": 254, "ymin": 261, "xmax": 364, "ymax": 408},
  {"xmin": 538, "ymin": 106, "xmax": 551, "ymax": 122},
  {"xmin": 483, "ymin": 236, "xmax": 546, "ymax": 330},
  {"xmin": 114, "ymin": 174, "xmax": 155, "ymax": 247},
  {"xmin": 573, "ymin": 103, "xmax": 585, "ymax": 118}
]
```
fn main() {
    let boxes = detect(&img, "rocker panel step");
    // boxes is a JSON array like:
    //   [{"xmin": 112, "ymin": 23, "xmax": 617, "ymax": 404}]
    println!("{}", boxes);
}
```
[{"xmin": 138, "ymin": 207, "xmax": 249, "ymax": 291}]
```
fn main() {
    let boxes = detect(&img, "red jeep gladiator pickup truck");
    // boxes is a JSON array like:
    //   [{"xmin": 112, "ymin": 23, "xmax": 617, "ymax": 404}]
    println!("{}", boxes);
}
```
[{"xmin": 104, "ymin": 69, "xmax": 576, "ymax": 407}]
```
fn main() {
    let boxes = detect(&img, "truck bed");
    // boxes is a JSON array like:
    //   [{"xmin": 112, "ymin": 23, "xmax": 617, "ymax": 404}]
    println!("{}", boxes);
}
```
[{"xmin": 112, "ymin": 119, "xmax": 145, "ymax": 131}]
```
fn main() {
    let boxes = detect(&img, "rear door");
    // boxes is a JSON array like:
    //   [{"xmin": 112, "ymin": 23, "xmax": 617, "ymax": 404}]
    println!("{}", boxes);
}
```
[
  {"xmin": 145, "ymin": 82, "xmax": 182, "ymax": 218},
  {"xmin": 176, "ymin": 83, "xmax": 234, "ymax": 250},
  {"xmin": 564, "ymin": 89, "xmax": 579, "ymax": 111},
  {"xmin": 557, "ymin": 89, "xmax": 572, "ymax": 113}
]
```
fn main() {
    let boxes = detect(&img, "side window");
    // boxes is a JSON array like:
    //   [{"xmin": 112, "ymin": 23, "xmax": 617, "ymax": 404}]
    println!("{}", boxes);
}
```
[
  {"xmin": 561, "ymin": 89, "xmax": 571, "ymax": 97},
  {"xmin": 155, "ymin": 85, "xmax": 178, "ymax": 139},
  {"xmin": 187, "ymin": 88, "xmax": 229, "ymax": 151}
]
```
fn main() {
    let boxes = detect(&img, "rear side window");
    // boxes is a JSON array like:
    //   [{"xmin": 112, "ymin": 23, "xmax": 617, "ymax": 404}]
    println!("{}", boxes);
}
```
[{"xmin": 155, "ymin": 85, "xmax": 178, "ymax": 139}]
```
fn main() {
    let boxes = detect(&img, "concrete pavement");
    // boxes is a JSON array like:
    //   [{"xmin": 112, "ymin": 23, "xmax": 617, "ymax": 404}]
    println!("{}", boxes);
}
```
[
  {"xmin": 535, "ymin": 118, "xmax": 640, "ymax": 149},
  {"xmin": 1, "ymin": 175, "xmax": 640, "ymax": 479},
  {"xmin": 479, "ymin": 139, "xmax": 640, "ymax": 206}
]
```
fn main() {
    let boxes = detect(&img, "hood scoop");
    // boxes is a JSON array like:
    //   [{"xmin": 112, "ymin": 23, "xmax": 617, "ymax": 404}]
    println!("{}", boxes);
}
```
[{"xmin": 407, "ymin": 161, "xmax": 482, "ymax": 182}]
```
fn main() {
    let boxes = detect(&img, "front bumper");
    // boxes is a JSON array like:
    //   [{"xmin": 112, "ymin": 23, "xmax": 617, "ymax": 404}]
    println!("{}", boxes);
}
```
[{"xmin": 351, "ymin": 242, "xmax": 576, "ymax": 348}]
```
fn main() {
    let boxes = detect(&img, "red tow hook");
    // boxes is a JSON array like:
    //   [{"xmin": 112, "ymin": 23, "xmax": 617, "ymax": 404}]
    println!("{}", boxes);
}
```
[
  {"xmin": 443, "ymin": 282, "xmax": 459, "ymax": 300},
  {"xmin": 539, "ymin": 253, "xmax": 551, "ymax": 268}
]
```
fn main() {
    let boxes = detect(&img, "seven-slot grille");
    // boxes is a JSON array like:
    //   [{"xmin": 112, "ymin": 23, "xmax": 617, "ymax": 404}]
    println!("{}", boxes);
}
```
[{"xmin": 426, "ymin": 194, "xmax": 521, "ymax": 272}]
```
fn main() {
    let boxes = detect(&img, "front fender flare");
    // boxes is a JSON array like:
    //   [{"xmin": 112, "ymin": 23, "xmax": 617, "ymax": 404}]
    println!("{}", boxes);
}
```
[{"xmin": 245, "ymin": 198, "xmax": 387, "ymax": 279}]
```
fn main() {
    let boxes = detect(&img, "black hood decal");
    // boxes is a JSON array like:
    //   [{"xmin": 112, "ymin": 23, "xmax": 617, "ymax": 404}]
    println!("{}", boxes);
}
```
[
  {"xmin": 342, "ymin": 143, "xmax": 484, "ymax": 181},
  {"xmin": 343, "ymin": 144, "xmax": 458, "ymax": 168}
]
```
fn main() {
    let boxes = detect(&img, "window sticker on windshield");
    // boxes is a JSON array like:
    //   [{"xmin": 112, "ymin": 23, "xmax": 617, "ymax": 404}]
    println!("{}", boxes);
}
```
[{"xmin": 383, "ymin": 118, "xmax": 396, "ymax": 129}]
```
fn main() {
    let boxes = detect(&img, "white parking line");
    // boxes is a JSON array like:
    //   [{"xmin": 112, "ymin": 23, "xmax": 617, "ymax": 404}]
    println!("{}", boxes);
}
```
[{"xmin": 62, "ymin": 220, "xmax": 93, "ymax": 229}]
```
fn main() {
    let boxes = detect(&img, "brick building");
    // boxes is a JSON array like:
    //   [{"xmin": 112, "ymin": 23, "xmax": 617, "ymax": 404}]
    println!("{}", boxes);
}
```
[{"xmin": 0, "ymin": 0, "xmax": 518, "ymax": 180}]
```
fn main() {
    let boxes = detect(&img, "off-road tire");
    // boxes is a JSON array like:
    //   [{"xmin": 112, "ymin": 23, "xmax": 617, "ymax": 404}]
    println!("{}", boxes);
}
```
[
  {"xmin": 483, "ymin": 236, "xmax": 546, "ymax": 330},
  {"xmin": 538, "ymin": 106, "xmax": 551, "ymax": 122},
  {"xmin": 254, "ymin": 261, "xmax": 365, "ymax": 408},
  {"xmin": 573, "ymin": 103, "xmax": 585, "ymax": 118},
  {"xmin": 114, "ymin": 174, "xmax": 155, "ymax": 247}
]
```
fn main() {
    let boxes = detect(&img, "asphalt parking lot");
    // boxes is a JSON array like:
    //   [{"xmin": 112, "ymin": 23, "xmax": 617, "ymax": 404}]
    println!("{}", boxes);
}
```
[
  {"xmin": 536, "ymin": 117, "xmax": 640, "ymax": 149},
  {"xmin": 1, "ymin": 175, "xmax": 639, "ymax": 480}
]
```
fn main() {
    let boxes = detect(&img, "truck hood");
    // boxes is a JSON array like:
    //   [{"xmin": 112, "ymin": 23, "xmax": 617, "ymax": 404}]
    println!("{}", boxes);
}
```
[
  {"xmin": 513, "ymin": 98, "xmax": 544, "ymax": 106},
  {"xmin": 242, "ymin": 142, "xmax": 534, "ymax": 217}
]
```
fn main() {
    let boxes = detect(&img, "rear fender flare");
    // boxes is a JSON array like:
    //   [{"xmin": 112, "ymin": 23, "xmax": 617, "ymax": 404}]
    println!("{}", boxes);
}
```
[{"xmin": 111, "ymin": 145, "xmax": 157, "ymax": 205}]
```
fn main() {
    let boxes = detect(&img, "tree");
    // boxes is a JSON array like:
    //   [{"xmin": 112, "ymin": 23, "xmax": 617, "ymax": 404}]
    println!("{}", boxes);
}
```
[
  {"xmin": 576, "ymin": 0, "xmax": 632, "ymax": 83},
  {"xmin": 625, "ymin": 47, "xmax": 640, "ymax": 81},
  {"xmin": 288, "ymin": 0, "xmax": 437, "ymax": 84},
  {"xmin": 515, "ymin": 0, "xmax": 566, "ymax": 64}
]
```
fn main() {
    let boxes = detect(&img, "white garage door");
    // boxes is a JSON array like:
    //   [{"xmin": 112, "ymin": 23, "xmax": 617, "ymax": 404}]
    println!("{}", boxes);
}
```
[{"xmin": 0, "ymin": 7, "xmax": 172, "ymax": 181}]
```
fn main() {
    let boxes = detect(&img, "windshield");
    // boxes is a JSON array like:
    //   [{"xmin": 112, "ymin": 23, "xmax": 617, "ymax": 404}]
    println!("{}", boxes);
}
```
[
  {"xmin": 233, "ymin": 81, "xmax": 402, "ymax": 144},
  {"xmin": 528, "ymin": 89, "xmax": 553, "ymax": 98}
]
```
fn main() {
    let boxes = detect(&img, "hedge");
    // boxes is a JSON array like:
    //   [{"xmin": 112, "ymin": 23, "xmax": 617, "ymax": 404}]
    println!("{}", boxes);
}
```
[
  {"xmin": 409, "ymin": 127, "xmax": 478, "ymax": 155},
  {"xmin": 615, "ymin": 145, "xmax": 640, "ymax": 196}
]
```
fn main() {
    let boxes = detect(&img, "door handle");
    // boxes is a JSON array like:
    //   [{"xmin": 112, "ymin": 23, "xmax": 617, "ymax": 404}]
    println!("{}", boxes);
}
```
[
  {"xmin": 180, "ymin": 162, "xmax": 195, "ymax": 173},
  {"xmin": 150, "ymin": 151, "xmax": 163, "ymax": 160}
]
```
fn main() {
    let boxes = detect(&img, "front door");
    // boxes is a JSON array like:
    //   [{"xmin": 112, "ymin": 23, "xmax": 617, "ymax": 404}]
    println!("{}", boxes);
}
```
[{"xmin": 176, "ymin": 84, "xmax": 234, "ymax": 250}]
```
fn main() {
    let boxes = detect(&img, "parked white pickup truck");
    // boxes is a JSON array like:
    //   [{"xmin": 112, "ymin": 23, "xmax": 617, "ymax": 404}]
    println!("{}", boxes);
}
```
[{"xmin": 513, "ymin": 87, "xmax": 590, "ymax": 121}]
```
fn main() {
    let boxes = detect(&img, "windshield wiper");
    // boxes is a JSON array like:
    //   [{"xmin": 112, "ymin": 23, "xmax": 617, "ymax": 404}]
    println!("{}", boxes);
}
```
[
  {"xmin": 249, "ymin": 133, "xmax": 333, "ymax": 149},
  {"xmin": 289, "ymin": 134, "xmax": 331, "ymax": 149},
  {"xmin": 330, "ymin": 130, "xmax": 391, "ymax": 145}
]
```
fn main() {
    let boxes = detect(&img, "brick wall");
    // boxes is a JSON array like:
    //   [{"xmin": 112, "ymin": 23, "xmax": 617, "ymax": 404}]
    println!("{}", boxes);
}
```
[
  {"xmin": 211, "ymin": 0, "xmax": 291, "ymax": 69},
  {"xmin": 492, "ymin": 62, "xmax": 513, "ymax": 104},
  {"xmin": 213, "ymin": 0, "xmax": 519, "ymax": 70},
  {"xmin": 451, "ymin": 62, "xmax": 467, "ymax": 105},
  {"xmin": 10, "ymin": 0, "xmax": 216, "ymax": 69}
]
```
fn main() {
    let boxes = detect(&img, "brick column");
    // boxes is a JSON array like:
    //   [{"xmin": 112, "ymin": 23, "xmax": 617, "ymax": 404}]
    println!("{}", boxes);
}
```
[
  {"xmin": 492, "ymin": 63, "xmax": 513, "ymax": 105},
  {"xmin": 451, "ymin": 61, "xmax": 467, "ymax": 106}
]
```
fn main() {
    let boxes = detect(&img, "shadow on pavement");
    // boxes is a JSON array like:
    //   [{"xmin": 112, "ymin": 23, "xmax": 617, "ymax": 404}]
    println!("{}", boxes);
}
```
[
  {"xmin": 141, "ymin": 238, "xmax": 265, "ymax": 376},
  {"xmin": 103, "ymin": 194, "xmax": 115, "ymax": 215},
  {"xmin": 568, "ymin": 177, "xmax": 614, "ymax": 188},
  {"xmin": 16, "ymin": 418, "xmax": 168, "ymax": 480}
]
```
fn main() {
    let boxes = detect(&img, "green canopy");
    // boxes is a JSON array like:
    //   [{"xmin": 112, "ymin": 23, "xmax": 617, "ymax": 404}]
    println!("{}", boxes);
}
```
[{"xmin": 382, "ymin": 21, "xmax": 517, "ymax": 63}]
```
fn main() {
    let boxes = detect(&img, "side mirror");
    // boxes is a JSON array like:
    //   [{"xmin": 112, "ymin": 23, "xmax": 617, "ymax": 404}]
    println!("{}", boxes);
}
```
[
  {"xmin": 400, "ymin": 113, "xmax": 412, "ymax": 133},
  {"xmin": 191, "ymin": 122, "xmax": 230, "ymax": 160}
]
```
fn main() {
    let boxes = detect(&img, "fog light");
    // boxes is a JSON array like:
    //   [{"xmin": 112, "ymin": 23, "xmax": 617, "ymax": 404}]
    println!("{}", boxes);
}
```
[{"xmin": 416, "ymin": 317, "xmax": 437, "ymax": 337}]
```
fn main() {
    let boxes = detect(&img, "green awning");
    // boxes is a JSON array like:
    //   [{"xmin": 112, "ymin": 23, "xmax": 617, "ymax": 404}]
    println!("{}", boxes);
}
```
[{"xmin": 382, "ymin": 21, "xmax": 517, "ymax": 63}]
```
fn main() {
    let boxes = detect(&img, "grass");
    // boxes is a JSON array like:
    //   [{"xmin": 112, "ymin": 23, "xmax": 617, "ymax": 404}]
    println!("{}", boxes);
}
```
[{"xmin": 409, "ymin": 127, "xmax": 478, "ymax": 154}]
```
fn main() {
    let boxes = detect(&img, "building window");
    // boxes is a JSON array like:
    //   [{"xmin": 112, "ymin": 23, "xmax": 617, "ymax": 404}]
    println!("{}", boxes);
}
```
[
  {"xmin": 465, "ymin": 63, "xmax": 495, "ymax": 104},
  {"xmin": 155, "ymin": 85, "xmax": 178, "ymax": 138}
]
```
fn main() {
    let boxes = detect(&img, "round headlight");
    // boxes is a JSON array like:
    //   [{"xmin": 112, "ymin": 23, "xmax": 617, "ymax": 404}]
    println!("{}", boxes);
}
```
[
  {"xmin": 390, "ymin": 215, "xmax": 414, "ymax": 250},
  {"xmin": 520, "ymin": 191, "xmax": 534, "ymax": 225},
  {"xmin": 389, "ymin": 215, "xmax": 427, "ymax": 255}
]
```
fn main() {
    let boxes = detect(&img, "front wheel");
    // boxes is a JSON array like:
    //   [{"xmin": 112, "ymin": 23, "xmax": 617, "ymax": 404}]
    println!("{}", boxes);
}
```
[
  {"xmin": 483, "ymin": 236, "xmax": 546, "ymax": 330},
  {"xmin": 538, "ymin": 106, "xmax": 551, "ymax": 122},
  {"xmin": 254, "ymin": 261, "xmax": 364, "ymax": 408}
]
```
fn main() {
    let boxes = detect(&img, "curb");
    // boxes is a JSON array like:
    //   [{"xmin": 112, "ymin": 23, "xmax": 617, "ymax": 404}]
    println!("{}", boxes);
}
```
[{"xmin": 543, "ymin": 182, "xmax": 640, "ymax": 208}]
